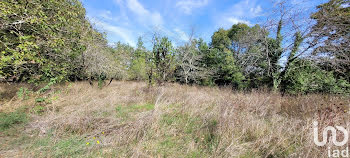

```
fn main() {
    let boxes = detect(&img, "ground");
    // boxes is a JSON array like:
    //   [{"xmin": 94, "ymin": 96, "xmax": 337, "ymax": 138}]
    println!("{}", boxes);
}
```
[{"xmin": 0, "ymin": 81, "xmax": 349, "ymax": 157}]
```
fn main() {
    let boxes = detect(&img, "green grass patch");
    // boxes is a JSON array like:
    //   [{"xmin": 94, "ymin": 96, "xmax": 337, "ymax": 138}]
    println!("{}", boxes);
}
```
[
  {"xmin": 0, "ymin": 109, "xmax": 28, "ymax": 131},
  {"xmin": 27, "ymin": 134, "xmax": 92, "ymax": 158},
  {"xmin": 115, "ymin": 103, "xmax": 154, "ymax": 120},
  {"xmin": 52, "ymin": 136, "xmax": 86, "ymax": 157},
  {"xmin": 31, "ymin": 105, "xmax": 46, "ymax": 115},
  {"xmin": 141, "ymin": 108, "xmax": 219, "ymax": 157},
  {"xmin": 160, "ymin": 113, "xmax": 202, "ymax": 134}
]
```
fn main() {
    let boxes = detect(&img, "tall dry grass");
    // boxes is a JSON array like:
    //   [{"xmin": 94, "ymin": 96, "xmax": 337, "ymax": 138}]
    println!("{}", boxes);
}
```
[{"xmin": 0, "ymin": 81, "xmax": 349, "ymax": 157}]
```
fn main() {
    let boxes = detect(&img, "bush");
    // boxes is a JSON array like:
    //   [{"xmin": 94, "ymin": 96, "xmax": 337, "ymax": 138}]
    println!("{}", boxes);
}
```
[{"xmin": 284, "ymin": 60, "xmax": 350, "ymax": 95}]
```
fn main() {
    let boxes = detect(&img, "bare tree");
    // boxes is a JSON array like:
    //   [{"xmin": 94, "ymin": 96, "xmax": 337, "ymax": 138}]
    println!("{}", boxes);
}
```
[
  {"xmin": 177, "ymin": 41, "xmax": 207, "ymax": 84},
  {"xmin": 80, "ymin": 24, "xmax": 126, "ymax": 86},
  {"xmin": 176, "ymin": 29, "xmax": 214, "ymax": 84}
]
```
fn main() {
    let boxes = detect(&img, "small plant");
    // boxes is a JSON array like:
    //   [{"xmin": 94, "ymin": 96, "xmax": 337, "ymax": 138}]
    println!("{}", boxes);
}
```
[
  {"xmin": 35, "ymin": 97, "xmax": 46, "ymax": 103},
  {"xmin": 97, "ymin": 73, "xmax": 107, "ymax": 89},
  {"xmin": 98, "ymin": 79, "xmax": 104, "ymax": 89},
  {"xmin": 31, "ymin": 105, "xmax": 45, "ymax": 115},
  {"xmin": 37, "ymin": 78, "xmax": 57, "ymax": 93},
  {"xmin": 17, "ymin": 87, "xmax": 30, "ymax": 100}
]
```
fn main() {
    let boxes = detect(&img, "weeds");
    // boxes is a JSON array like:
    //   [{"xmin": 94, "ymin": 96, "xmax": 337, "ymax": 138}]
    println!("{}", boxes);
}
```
[
  {"xmin": 37, "ymin": 78, "xmax": 57, "ymax": 93},
  {"xmin": 31, "ymin": 105, "xmax": 45, "ymax": 115},
  {"xmin": 16, "ymin": 87, "xmax": 30, "ymax": 100},
  {"xmin": 0, "ymin": 108, "xmax": 27, "ymax": 131}
]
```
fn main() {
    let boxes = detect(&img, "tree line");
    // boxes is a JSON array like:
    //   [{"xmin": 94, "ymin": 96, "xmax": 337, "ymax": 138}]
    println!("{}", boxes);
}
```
[{"xmin": 0, "ymin": 0, "xmax": 349, "ymax": 95}]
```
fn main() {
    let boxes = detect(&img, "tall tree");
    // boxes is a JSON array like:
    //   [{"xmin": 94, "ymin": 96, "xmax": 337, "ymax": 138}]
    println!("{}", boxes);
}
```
[
  {"xmin": 310, "ymin": 0, "xmax": 350, "ymax": 81},
  {"xmin": 0, "ymin": 0, "xmax": 109, "ymax": 83},
  {"xmin": 209, "ymin": 30, "xmax": 245, "ymax": 89},
  {"xmin": 176, "ymin": 39, "xmax": 212, "ymax": 84},
  {"xmin": 129, "ymin": 37, "xmax": 147, "ymax": 80},
  {"xmin": 152, "ymin": 37, "xmax": 175, "ymax": 84},
  {"xmin": 211, "ymin": 28, "xmax": 231, "ymax": 52}
]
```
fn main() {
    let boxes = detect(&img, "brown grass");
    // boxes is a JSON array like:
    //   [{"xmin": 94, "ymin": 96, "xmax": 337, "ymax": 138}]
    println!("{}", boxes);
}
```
[{"xmin": 0, "ymin": 81, "xmax": 349, "ymax": 157}]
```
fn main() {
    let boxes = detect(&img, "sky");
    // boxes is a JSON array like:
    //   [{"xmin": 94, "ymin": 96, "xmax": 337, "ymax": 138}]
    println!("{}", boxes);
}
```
[{"xmin": 81, "ymin": 0, "xmax": 326, "ymax": 47}]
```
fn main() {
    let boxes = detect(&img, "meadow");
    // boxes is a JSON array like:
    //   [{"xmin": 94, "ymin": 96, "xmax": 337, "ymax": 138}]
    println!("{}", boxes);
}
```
[{"xmin": 1, "ymin": 81, "xmax": 349, "ymax": 157}]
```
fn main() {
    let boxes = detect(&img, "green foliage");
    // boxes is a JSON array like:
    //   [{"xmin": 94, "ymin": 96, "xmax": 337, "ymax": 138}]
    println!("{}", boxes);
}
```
[
  {"xmin": 129, "ymin": 37, "xmax": 148, "ymax": 80},
  {"xmin": 35, "ymin": 97, "xmax": 46, "ymax": 103},
  {"xmin": 52, "ymin": 136, "xmax": 86, "ymax": 157},
  {"xmin": 279, "ymin": 32, "xmax": 304, "ymax": 94},
  {"xmin": 152, "ymin": 37, "xmax": 176, "ymax": 84},
  {"xmin": 110, "ymin": 42, "xmax": 134, "ymax": 80},
  {"xmin": 284, "ymin": 59, "xmax": 350, "ymax": 94},
  {"xmin": 310, "ymin": 0, "xmax": 350, "ymax": 82},
  {"xmin": 37, "ymin": 78, "xmax": 57, "ymax": 93},
  {"xmin": 97, "ymin": 73, "xmax": 107, "ymax": 89},
  {"xmin": 1, "ymin": 0, "xmax": 348, "ymax": 95},
  {"xmin": 215, "ymin": 49, "xmax": 245, "ymax": 89},
  {"xmin": 0, "ymin": 109, "xmax": 27, "ymax": 131},
  {"xmin": 207, "ymin": 28, "xmax": 246, "ymax": 88},
  {"xmin": 31, "ymin": 105, "xmax": 45, "ymax": 115},
  {"xmin": 211, "ymin": 28, "xmax": 231, "ymax": 51},
  {"xmin": 0, "ymin": 0, "xmax": 107, "ymax": 83},
  {"xmin": 17, "ymin": 87, "xmax": 30, "ymax": 100}
]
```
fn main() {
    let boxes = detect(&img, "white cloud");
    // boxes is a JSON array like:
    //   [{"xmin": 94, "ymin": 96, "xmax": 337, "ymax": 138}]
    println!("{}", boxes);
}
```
[
  {"xmin": 114, "ymin": 0, "xmax": 123, "ymax": 5},
  {"xmin": 174, "ymin": 28, "xmax": 189, "ymax": 41},
  {"xmin": 229, "ymin": 0, "xmax": 262, "ymax": 18},
  {"xmin": 176, "ymin": 0, "xmax": 209, "ymax": 14},
  {"xmin": 215, "ymin": 0, "xmax": 263, "ymax": 28},
  {"xmin": 90, "ymin": 18, "xmax": 136, "ymax": 46},
  {"xmin": 99, "ymin": 10, "xmax": 113, "ymax": 20},
  {"xmin": 250, "ymin": 5, "xmax": 262, "ymax": 15},
  {"xmin": 125, "ymin": 0, "xmax": 163, "ymax": 26},
  {"xmin": 227, "ymin": 17, "xmax": 252, "ymax": 26}
]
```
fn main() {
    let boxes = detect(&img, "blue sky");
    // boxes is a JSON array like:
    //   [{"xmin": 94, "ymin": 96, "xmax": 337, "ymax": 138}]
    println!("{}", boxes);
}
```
[{"xmin": 81, "ymin": 0, "xmax": 326, "ymax": 47}]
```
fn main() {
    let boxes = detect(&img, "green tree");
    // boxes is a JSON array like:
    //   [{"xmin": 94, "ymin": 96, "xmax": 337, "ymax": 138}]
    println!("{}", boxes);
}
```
[
  {"xmin": 206, "ymin": 29, "xmax": 245, "ymax": 88},
  {"xmin": 310, "ymin": 0, "xmax": 350, "ymax": 81},
  {"xmin": 284, "ymin": 59, "xmax": 350, "ymax": 94},
  {"xmin": 211, "ymin": 28, "xmax": 231, "ymax": 52},
  {"xmin": 0, "ymin": 0, "xmax": 107, "ymax": 83},
  {"xmin": 111, "ymin": 42, "xmax": 133, "ymax": 80},
  {"xmin": 129, "ymin": 37, "xmax": 147, "ymax": 80},
  {"xmin": 152, "ymin": 37, "xmax": 175, "ymax": 84}
]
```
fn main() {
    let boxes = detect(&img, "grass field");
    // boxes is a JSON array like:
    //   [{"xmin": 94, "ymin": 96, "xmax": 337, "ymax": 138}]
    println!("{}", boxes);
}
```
[{"xmin": 0, "ymin": 81, "xmax": 349, "ymax": 157}]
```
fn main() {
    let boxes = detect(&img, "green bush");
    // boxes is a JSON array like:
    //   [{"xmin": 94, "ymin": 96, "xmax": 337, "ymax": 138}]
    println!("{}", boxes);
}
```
[{"xmin": 284, "ymin": 60, "xmax": 350, "ymax": 95}]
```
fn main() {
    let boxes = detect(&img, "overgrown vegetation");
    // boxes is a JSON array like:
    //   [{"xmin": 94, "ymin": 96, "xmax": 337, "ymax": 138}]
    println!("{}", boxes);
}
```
[
  {"xmin": 0, "ymin": 0, "xmax": 349, "ymax": 157},
  {"xmin": 1, "ymin": 0, "xmax": 349, "ymax": 95},
  {"xmin": 0, "ymin": 81, "xmax": 349, "ymax": 157}
]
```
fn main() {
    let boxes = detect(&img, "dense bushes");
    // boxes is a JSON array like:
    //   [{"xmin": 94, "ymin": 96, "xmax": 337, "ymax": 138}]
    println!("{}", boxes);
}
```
[
  {"xmin": 0, "ymin": 0, "xmax": 114, "ymax": 83},
  {"xmin": 283, "ymin": 59, "xmax": 350, "ymax": 94}
]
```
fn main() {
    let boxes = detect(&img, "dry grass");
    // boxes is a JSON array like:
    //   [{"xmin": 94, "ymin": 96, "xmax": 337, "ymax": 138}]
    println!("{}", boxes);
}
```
[{"xmin": 0, "ymin": 81, "xmax": 349, "ymax": 157}]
